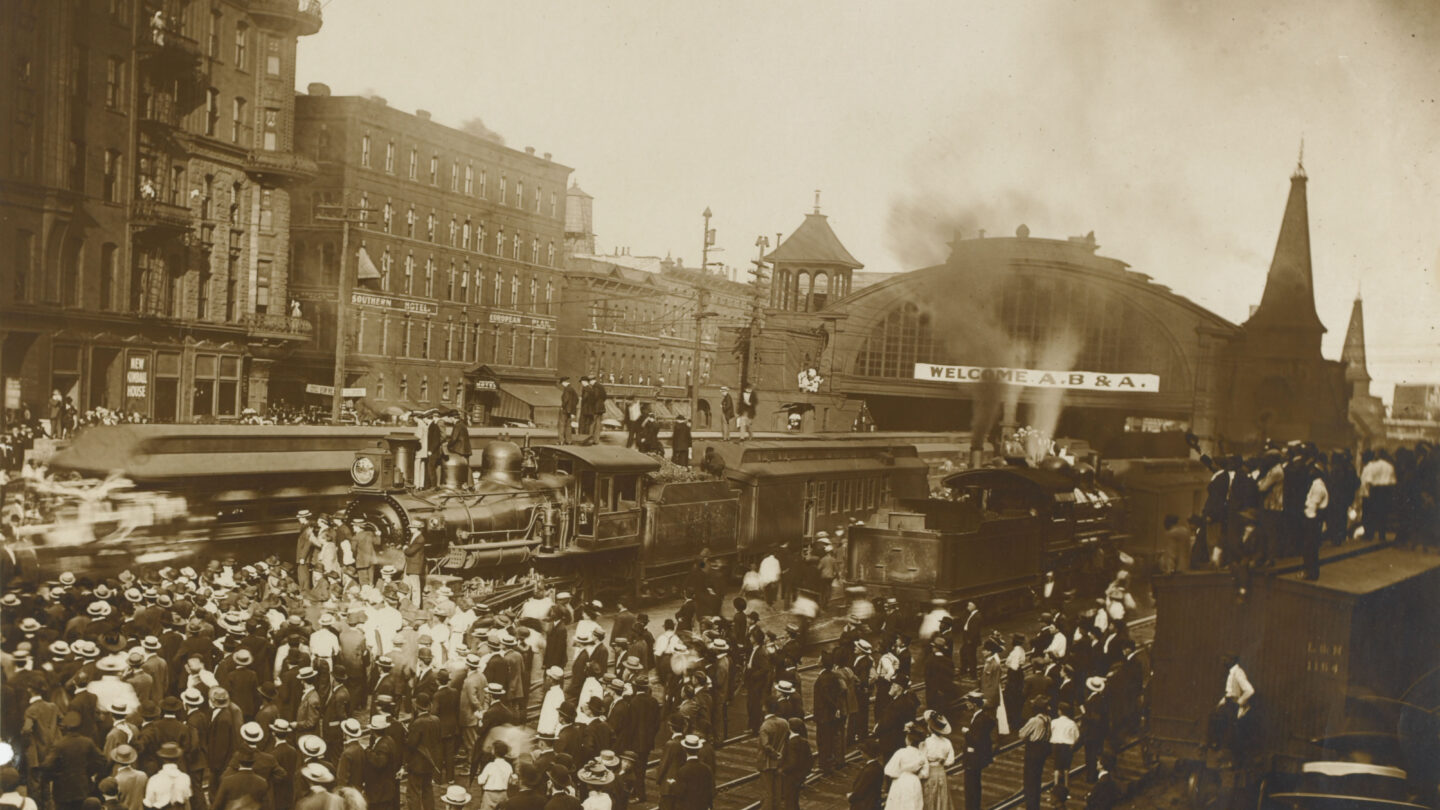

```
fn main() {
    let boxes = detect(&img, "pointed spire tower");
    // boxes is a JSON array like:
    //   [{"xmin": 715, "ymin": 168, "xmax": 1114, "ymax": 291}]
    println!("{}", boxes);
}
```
[
  {"xmin": 1341, "ymin": 294, "xmax": 1371, "ymax": 394},
  {"xmin": 1244, "ymin": 156, "xmax": 1326, "ymax": 352}
]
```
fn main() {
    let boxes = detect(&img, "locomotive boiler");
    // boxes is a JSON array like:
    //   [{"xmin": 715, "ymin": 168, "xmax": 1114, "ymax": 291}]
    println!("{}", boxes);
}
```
[{"xmin": 343, "ymin": 433, "xmax": 740, "ymax": 598}]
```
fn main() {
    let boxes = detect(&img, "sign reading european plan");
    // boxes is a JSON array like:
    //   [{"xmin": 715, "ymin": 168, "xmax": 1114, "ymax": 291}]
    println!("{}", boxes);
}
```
[{"xmin": 914, "ymin": 363, "xmax": 1160, "ymax": 392}]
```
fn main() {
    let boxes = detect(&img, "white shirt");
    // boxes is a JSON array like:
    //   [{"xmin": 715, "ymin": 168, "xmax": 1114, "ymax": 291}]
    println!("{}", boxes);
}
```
[
  {"xmin": 448, "ymin": 608, "xmax": 477, "ymax": 640},
  {"xmin": 653, "ymin": 629, "xmax": 678, "ymax": 657},
  {"xmin": 1050, "ymin": 715, "xmax": 1079, "ymax": 745},
  {"xmin": 1359, "ymin": 459, "xmax": 1396, "ymax": 489},
  {"xmin": 876, "ymin": 651, "xmax": 899, "ymax": 682},
  {"xmin": 537, "ymin": 684, "xmax": 565, "ymax": 737},
  {"xmin": 1305, "ymin": 477, "xmax": 1329, "ymax": 520},
  {"xmin": 1225, "ymin": 664, "xmax": 1255, "ymax": 704},
  {"xmin": 575, "ymin": 618, "xmax": 601, "ymax": 643},
  {"xmin": 919, "ymin": 734, "xmax": 955, "ymax": 767},
  {"xmin": 476, "ymin": 757, "xmax": 513, "ymax": 791},
  {"xmin": 582, "ymin": 792, "xmax": 613, "ymax": 810},
  {"xmin": 1044, "ymin": 630, "xmax": 1067, "ymax": 659},
  {"xmin": 308, "ymin": 628, "xmax": 340, "ymax": 660},
  {"xmin": 759, "ymin": 555, "xmax": 781, "ymax": 586},
  {"xmin": 367, "ymin": 605, "xmax": 403, "ymax": 655},
  {"xmin": 420, "ymin": 622, "xmax": 452, "ymax": 662},
  {"xmin": 143, "ymin": 763, "xmax": 192, "ymax": 808},
  {"xmin": 519, "ymin": 596, "xmax": 552, "ymax": 622},
  {"xmin": 576, "ymin": 676, "xmax": 604, "ymax": 722}
]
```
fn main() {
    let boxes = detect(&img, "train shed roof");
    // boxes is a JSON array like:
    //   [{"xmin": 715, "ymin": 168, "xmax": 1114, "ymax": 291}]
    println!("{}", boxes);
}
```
[{"xmin": 538, "ymin": 444, "xmax": 661, "ymax": 473}]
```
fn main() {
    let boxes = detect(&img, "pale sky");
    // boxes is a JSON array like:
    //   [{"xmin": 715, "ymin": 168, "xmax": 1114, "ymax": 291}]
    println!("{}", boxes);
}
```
[{"xmin": 298, "ymin": 0, "xmax": 1440, "ymax": 405}]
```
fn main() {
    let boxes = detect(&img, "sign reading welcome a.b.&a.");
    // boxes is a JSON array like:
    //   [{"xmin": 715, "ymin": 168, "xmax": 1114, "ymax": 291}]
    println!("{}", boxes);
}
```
[{"xmin": 913, "ymin": 363, "xmax": 1160, "ymax": 392}]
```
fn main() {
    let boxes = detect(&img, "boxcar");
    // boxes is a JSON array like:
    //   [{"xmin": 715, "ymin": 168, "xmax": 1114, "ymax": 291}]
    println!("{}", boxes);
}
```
[{"xmin": 1149, "ymin": 546, "xmax": 1440, "ymax": 776}]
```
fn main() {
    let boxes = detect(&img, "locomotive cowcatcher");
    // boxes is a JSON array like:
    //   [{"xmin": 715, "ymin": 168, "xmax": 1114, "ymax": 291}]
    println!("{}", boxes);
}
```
[{"xmin": 344, "ymin": 432, "xmax": 739, "ymax": 600}]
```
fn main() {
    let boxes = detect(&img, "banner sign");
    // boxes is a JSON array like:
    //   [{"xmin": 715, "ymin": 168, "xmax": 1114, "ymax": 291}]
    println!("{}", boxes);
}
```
[
  {"xmin": 473, "ymin": 380, "xmax": 498, "ymax": 391},
  {"xmin": 291, "ymin": 288, "xmax": 337, "ymax": 302},
  {"xmin": 305, "ymin": 384, "xmax": 366, "ymax": 397},
  {"xmin": 350, "ymin": 292, "xmax": 438, "ymax": 316},
  {"xmin": 914, "ymin": 363, "xmax": 1160, "ymax": 393},
  {"xmin": 488, "ymin": 312, "xmax": 555, "ymax": 330}
]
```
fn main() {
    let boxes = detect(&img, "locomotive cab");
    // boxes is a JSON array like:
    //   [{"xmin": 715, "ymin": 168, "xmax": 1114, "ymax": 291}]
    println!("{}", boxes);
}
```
[{"xmin": 536, "ymin": 445, "xmax": 660, "ymax": 549}]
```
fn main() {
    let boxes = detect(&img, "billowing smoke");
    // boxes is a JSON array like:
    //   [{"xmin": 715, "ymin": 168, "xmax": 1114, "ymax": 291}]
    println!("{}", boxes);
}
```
[
  {"xmin": 886, "ymin": 189, "xmax": 1056, "ymax": 270},
  {"xmin": 459, "ymin": 117, "xmax": 506, "ymax": 146},
  {"xmin": 1030, "ymin": 327, "xmax": 1084, "ymax": 445}
]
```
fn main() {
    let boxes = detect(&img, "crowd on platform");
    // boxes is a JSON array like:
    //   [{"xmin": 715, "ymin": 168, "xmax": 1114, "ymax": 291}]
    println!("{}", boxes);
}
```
[{"xmin": 0, "ymin": 500, "xmax": 1156, "ymax": 810}]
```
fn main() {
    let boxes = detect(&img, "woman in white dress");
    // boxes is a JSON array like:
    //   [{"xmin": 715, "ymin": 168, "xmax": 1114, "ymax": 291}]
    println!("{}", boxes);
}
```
[
  {"xmin": 884, "ymin": 724, "xmax": 929, "ymax": 810},
  {"xmin": 919, "ymin": 711, "xmax": 956, "ymax": 810}
]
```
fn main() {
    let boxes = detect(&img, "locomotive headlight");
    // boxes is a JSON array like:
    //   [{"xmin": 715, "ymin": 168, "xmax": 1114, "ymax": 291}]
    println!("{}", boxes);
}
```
[
  {"xmin": 427, "ymin": 516, "xmax": 445, "ymax": 530},
  {"xmin": 351, "ymin": 457, "xmax": 377, "ymax": 487}
]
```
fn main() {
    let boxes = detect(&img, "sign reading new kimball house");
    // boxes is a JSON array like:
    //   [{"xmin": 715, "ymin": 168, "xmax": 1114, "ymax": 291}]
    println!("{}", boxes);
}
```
[{"xmin": 914, "ymin": 363, "xmax": 1160, "ymax": 392}]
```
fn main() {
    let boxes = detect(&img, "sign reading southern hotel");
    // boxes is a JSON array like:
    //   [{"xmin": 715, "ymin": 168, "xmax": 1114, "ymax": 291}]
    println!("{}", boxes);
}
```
[{"xmin": 914, "ymin": 363, "xmax": 1160, "ymax": 392}]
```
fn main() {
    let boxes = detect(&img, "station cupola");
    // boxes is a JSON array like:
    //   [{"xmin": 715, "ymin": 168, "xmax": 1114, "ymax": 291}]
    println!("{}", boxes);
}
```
[{"xmin": 766, "ymin": 193, "xmax": 864, "ymax": 312}]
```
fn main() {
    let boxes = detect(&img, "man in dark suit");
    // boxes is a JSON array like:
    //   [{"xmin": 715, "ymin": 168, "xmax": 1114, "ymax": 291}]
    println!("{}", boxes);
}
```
[
  {"xmin": 583, "ymin": 376, "xmax": 608, "ymax": 445},
  {"xmin": 654, "ymin": 715, "xmax": 687, "ymax": 810},
  {"xmin": 737, "ymin": 384, "xmax": 759, "ymax": 440},
  {"xmin": 960, "ymin": 694, "xmax": 996, "ymax": 810},
  {"xmin": 433, "ymin": 676, "xmax": 461, "ymax": 782},
  {"xmin": 847, "ymin": 738, "xmax": 884, "ymax": 810},
  {"xmin": 960, "ymin": 602, "xmax": 983, "ymax": 677},
  {"xmin": 671, "ymin": 415, "xmax": 693, "ymax": 466},
  {"xmin": 1201, "ymin": 455, "xmax": 1232, "ymax": 564},
  {"xmin": 43, "ymin": 712, "xmax": 106, "ymax": 810},
  {"xmin": 558, "ymin": 377, "xmax": 579, "ymax": 444},
  {"xmin": 1085, "ymin": 765, "xmax": 1122, "ymax": 810},
  {"xmin": 334, "ymin": 719, "xmax": 367, "ymax": 790},
  {"xmin": 405, "ymin": 693, "xmax": 442, "ymax": 810},
  {"xmin": 364, "ymin": 714, "xmax": 402, "ymax": 810},
  {"xmin": 779, "ymin": 717, "xmax": 811, "ymax": 810},
  {"xmin": 211, "ymin": 749, "xmax": 270, "ymax": 810},
  {"xmin": 626, "ymin": 682, "xmax": 661, "ymax": 801},
  {"xmin": 812, "ymin": 653, "xmax": 845, "ymax": 773},
  {"xmin": 718, "ymin": 386, "xmax": 734, "ymax": 441},
  {"xmin": 673, "ymin": 735, "xmax": 714, "ymax": 810},
  {"xmin": 471, "ymin": 685, "xmax": 516, "ymax": 775}
]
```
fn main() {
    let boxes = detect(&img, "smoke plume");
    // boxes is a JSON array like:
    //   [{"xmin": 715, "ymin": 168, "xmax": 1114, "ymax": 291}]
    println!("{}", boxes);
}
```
[{"xmin": 459, "ymin": 117, "xmax": 506, "ymax": 146}]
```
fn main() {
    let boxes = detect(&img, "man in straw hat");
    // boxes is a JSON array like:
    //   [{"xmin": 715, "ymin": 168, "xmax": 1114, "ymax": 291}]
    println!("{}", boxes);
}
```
[
  {"xmin": 294, "ymin": 763, "xmax": 338, "ymax": 810},
  {"xmin": 363, "ymin": 715, "xmax": 402, "ymax": 810}
]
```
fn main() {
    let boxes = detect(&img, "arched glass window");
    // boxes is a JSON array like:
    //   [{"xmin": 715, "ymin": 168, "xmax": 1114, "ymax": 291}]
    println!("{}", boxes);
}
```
[{"xmin": 854, "ymin": 302, "xmax": 933, "ymax": 378}]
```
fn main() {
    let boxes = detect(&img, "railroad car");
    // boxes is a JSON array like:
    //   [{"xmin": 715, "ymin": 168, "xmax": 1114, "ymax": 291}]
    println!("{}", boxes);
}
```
[
  {"xmin": 1148, "ymin": 545, "xmax": 1440, "ymax": 809},
  {"xmin": 843, "ymin": 461, "xmax": 1125, "ymax": 609}
]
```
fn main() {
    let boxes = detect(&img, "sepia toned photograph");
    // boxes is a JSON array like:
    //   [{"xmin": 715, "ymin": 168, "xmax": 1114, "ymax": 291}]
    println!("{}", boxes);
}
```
[{"xmin": 1, "ymin": 1, "xmax": 1437, "ymax": 809}]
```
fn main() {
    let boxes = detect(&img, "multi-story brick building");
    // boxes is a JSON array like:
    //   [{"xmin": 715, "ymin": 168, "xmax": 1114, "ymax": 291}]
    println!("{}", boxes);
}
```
[
  {"xmin": 288, "ymin": 86, "xmax": 572, "ymax": 425},
  {"xmin": 556, "ymin": 254, "xmax": 753, "ymax": 422},
  {"xmin": 1, "ymin": 0, "xmax": 322, "ymax": 423}
]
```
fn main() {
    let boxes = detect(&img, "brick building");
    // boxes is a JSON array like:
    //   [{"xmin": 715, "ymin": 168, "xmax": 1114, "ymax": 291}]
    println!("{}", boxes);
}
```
[
  {"xmin": 287, "ymin": 87, "xmax": 572, "ymax": 424},
  {"xmin": 1, "ymin": 0, "xmax": 322, "ymax": 424}
]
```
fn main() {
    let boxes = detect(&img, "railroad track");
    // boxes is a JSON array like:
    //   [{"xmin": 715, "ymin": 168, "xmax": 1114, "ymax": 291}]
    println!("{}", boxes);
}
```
[{"xmin": 715, "ymin": 614, "xmax": 1158, "ymax": 810}]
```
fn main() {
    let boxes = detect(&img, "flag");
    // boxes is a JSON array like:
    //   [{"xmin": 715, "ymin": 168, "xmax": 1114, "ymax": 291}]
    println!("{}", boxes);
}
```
[{"xmin": 355, "ymin": 247, "xmax": 380, "ymax": 281}]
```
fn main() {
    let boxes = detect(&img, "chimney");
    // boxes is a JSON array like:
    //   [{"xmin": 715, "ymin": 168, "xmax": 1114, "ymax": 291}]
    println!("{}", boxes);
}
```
[
  {"xmin": 543, "ymin": 152, "xmax": 552, "ymax": 161},
  {"xmin": 525, "ymin": 146, "xmax": 536, "ymax": 155},
  {"xmin": 306, "ymin": 82, "xmax": 331, "ymax": 96},
  {"xmin": 416, "ymin": 109, "xmax": 431, "ymax": 121},
  {"xmin": 369, "ymin": 96, "xmax": 387, "ymax": 106}
]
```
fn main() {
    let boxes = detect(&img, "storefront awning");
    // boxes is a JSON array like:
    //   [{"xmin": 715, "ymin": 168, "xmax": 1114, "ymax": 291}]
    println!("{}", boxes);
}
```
[
  {"xmin": 651, "ymin": 400, "xmax": 676, "ymax": 420},
  {"xmin": 603, "ymin": 400, "xmax": 624, "ymax": 423},
  {"xmin": 494, "ymin": 382, "xmax": 562, "ymax": 426}
]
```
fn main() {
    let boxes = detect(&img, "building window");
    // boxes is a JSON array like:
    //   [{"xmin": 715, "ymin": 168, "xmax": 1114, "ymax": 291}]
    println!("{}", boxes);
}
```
[
  {"xmin": 197, "ymin": 263, "xmax": 212, "ymax": 320},
  {"xmin": 550, "ymin": 191, "xmax": 557, "ymax": 218},
  {"xmin": 406, "ymin": 206, "xmax": 415, "ymax": 238},
  {"xmin": 499, "ymin": 174, "xmax": 507, "ymax": 204},
  {"xmin": 450, "ymin": 160, "xmax": 458, "ymax": 191},
  {"xmin": 385, "ymin": 141, "xmax": 395, "ymax": 173},
  {"xmin": 361, "ymin": 134, "xmax": 371, "ymax": 167},
  {"xmin": 193, "ymin": 354, "xmax": 240, "ymax": 417},
  {"xmin": 102, "ymin": 149, "xmax": 122, "ymax": 203},
  {"xmin": 462, "ymin": 220, "xmax": 471, "ymax": 251},
  {"xmin": 262, "ymin": 108, "xmax": 278, "ymax": 150},
  {"xmin": 448, "ymin": 216, "xmax": 457, "ymax": 246},
  {"xmin": 493, "ymin": 272, "xmax": 502, "ymax": 306},
  {"xmin": 420, "ymin": 375, "xmax": 429, "ymax": 401},
  {"xmin": 105, "ymin": 57, "xmax": 125, "ymax": 108},
  {"xmin": 265, "ymin": 37, "xmax": 281, "ymax": 75},
  {"xmin": 205, "ymin": 88, "xmax": 220, "ymax": 136},
  {"xmin": 534, "ymin": 185, "xmax": 542, "ymax": 213},
  {"xmin": 375, "ymin": 374, "xmax": 385, "ymax": 400},
  {"xmin": 408, "ymin": 148, "xmax": 417, "ymax": 180},
  {"xmin": 259, "ymin": 190, "xmax": 273, "ymax": 231},
  {"xmin": 853, "ymin": 302, "xmax": 934, "ymax": 378},
  {"xmin": 529, "ymin": 276, "xmax": 538, "ymax": 311},
  {"xmin": 380, "ymin": 248, "xmax": 392, "ymax": 289},
  {"xmin": 231, "ymin": 97, "xmax": 247, "ymax": 145},
  {"xmin": 530, "ymin": 238, "xmax": 539, "ymax": 264},
  {"xmin": 479, "ymin": 169, "xmax": 487, "ymax": 198},
  {"xmin": 478, "ymin": 224, "xmax": 487, "ymax": 255},
  {"xmin": 511, "ymin": 233, "xmax": 520, "ymax": 260},
  {"xmin": 423, "ymin": 320, "xmax": 431, "ymax": 359},
  {"xmin": 426, "ymin": 212, "xmax": 435, "ymax": 242},
  {"xmin": 464, "ymin": 165, "xmax": 474, "ymax": 195},
  {"xmin": 424, "ymin": 257, "xmax": 434, "ymax": 297},
  {"xmin": 447, "ymin": 262, "xmax": 456, "ymax": 301},
  {"xmin": 442, "ymin": 378, "xmax": 450, "ymax": 401},
  {"xmin": 429, "ymin": 153, "xmax": 438, "ymax": 185},
  {"xmin": 547, "ymin": 242, "xmax": 555, "ymax": 267},
  {"xmin": 400, "ymin": 374, "xmax": 408, "ymax": 400},
  {"xmin": 67, "ymin": 140, "xmax": 86, "ymax": 193},
  {"xmin": 99, "ymin": 243, "xmax": 117, "ymax": 311},
  {"xmin": 403, "ymin": 317, "xmax": 413, "ymax": 356},
  {"xmin": 209, "ymin": 9, "xmax": 223, "ymax": 59},
  {"xmin": 515, "ymin": 180, "xmax": 523, "ymax": 209},
  {"xmin": 382, "ymin": 201, "xmax": 393, "ymax": 233},
  {"xmin": 495, "ymin": 227, "xmax": 504, "ymax": 256},
  {"xmin": 544, "ymin": 280, "xmax": 553, "ymax": 314},
  {"xmin": 510, "ymin": 273, "xmax": 518, "ymax": 307},
  {"xmin": 234, "ymin": 22, "xmax": 249, "ymax": 71},
  {"xmin": 404, "ymin": 253, "xmax": 414, "ymax": 294}
]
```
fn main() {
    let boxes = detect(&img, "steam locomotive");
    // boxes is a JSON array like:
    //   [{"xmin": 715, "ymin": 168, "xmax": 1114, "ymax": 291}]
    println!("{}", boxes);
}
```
[
  {"xmin": 342, "ymin": 432, "xmax": 740, "ymax": 599},
  {"xmin": 845, "ymin": 457, "xmax": 1129, "ymax": 609}
]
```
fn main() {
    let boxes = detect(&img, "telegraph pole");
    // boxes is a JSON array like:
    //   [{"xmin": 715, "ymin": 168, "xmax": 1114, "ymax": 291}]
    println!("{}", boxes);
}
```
[
  {"xmin": 701, "ymin": 206, "xmax": 713, "ymax": 277},
  {"xmin": 689, "ymin": 289, "xmax": 714, "ymax": 421},
  {"xmin": 316, "ymin": 205, "xmax": 371, "ymax": 422},
  {"xmin": 744, "ymin": 235, "xmax": 769, "ymax": 388}
]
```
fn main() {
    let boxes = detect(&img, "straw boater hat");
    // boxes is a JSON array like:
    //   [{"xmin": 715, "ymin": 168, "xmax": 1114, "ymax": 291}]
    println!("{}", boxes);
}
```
[
  {"xmin": 441, "ymin": 786, "xmax": 471, "ymax": 806},
  {"xmin": 485, "ymin": 683, "xmax": 506, "ymax": 696},
  {"xmin": 1086, "ymin": 676, "xmax": 1106, "ymax": 693},
  {"xmin": 300, "ymin": 763, "xmax": 334, "ymax": 784},
  {"xmin": 181, "ymin": 689, "xmax": 205, "ymax": 708},
  {"xmin": 776, "ymin": 680, "xmax": 796, "ymax": 695},
  {"xmin": 369, "ymin": 715, "xmax": 390, "ymax": 731},
  {"xmin": 240, "ymin": 723, "xmax": 264, "ymax": 744},
  {"xmin": 680, "ymin": 734, "xmax": 704, "ymax": 751},
  {"xmin": 157, "ymin": 742, "xmax": 184, "ymax": 761},
  {"xmin": 341, "ymin": 718, "xmax": 364, "ymax": 739},
  {"xmin": 546, "ymin": 665, "xmax": 565, "ymax": 680},
  {"xmin": 597, "ymin": 750, "xmax": 621, "ymax": 769},
  {"xmin": 18, "ymin": 618, "xmax": 40, "ymax": 634},
  {"xmin": 621, "ymin": 655, "xmax": 644, "ymax": 672},
  {"xmin": 855, "ymin": 639, "xmax": 873, "ymax": 654},
  {"xmin": 298, "ymin": 736, "xmax": 328, "ymax": 758},
  {"xmin": 110, "ymin": 744, "xmax": 138, "ymax": 766}
]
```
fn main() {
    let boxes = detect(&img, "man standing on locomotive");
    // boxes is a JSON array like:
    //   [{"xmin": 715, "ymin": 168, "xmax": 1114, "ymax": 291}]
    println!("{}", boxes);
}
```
[
  {"xmin": 558, "ymin": 377, "xmax": 578, "ymax": 444},
  {"xmin": 294, "ymin": 510, "xmax": 319, "ymax": 592}
]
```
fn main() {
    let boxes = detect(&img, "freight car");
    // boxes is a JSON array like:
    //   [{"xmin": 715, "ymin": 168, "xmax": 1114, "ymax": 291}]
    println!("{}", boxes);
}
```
[
  {"xmin": 844, "ymin": 460, "xmax": 1125, "ymax": 609},
  {"xmin": 1149, "ymin": 545, "xmax": 1440, "ymax": 809},
  {"xmin": 343, "ymin": 433, "xmax": 739, "ymax": 599}
]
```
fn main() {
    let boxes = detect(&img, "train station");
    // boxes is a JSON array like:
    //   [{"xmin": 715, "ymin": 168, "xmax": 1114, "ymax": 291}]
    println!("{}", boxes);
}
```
[{"xmin": 2, "ymin": 3, "xmax": 1436, "ymax": 810}]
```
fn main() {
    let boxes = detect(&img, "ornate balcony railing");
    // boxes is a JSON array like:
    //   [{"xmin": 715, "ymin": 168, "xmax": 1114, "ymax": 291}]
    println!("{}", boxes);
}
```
[
  {"xmin": 131, "ymin": 198, "xmax": 193, "ymax": 240},
  {"xmin": 244, "ymin": 149, "xmax": 319, "ymax": 184},
  {"xmin": 137, "ymin": 29, "xmax": 203, "ymax": 74},
  {"xmin": 238, "ymin": 311, "xmax": 313, "ymax": 340},
  {"xmin": 247, "ymin": 0, "xmax": 323, "ymax": 36}
]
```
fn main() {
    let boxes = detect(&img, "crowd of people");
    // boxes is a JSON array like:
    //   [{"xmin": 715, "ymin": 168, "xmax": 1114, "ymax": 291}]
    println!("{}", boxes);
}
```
[
  {"xmin": 1171, "ymin": 440, "xmax": 1438, "ymax": 584},
  {"xmin": 0, "ymin": 495, "xmax": 1153, "ymax": 810}
]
